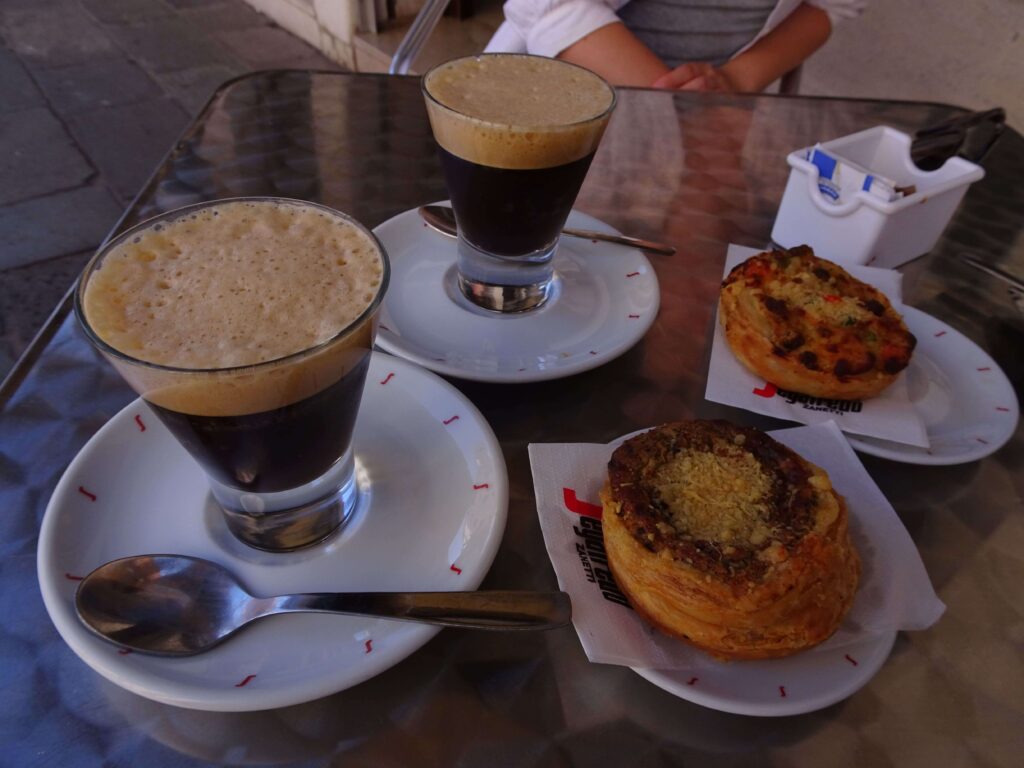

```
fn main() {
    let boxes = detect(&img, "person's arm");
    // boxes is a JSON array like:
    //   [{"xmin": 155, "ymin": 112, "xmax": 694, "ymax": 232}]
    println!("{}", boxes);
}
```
[
  {"xmin": 652, "ymin": 3, "xmax": 832, "ymax": 92},
  {"xmin": 557, "ymin": 22, "xmax": 670, "ymax": 86},
  {"xmin": 721, "ymin": 3, "xmax": 832, "ymax": 92}
]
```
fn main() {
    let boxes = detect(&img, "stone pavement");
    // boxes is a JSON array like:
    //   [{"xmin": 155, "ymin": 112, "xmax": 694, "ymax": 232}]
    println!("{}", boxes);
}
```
[{"xmin": 0, "ymin": 0, "xmax": 344, "ymax": 380}]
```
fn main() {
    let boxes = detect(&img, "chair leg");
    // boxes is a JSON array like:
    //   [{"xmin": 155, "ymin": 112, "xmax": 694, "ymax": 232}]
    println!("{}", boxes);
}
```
[{"xmin": 389, "ymin": 0, "xmax": 452, "ymax": 74}]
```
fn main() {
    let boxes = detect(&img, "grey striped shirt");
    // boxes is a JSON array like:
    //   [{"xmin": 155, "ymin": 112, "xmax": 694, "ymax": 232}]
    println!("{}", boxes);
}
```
[{"xmin": 617, "ymin": 0, "xmax": 777, "ymax": 67}]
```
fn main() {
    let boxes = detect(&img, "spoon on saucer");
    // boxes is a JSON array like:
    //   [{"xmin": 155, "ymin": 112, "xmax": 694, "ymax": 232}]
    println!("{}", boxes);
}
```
[
  {"xmin": 418, "ymin": 204, "xmax": 677, "ymax": 256},
  {"xmin": 76, "ymin": 555, "xmax": 572, "ymax": 657}
]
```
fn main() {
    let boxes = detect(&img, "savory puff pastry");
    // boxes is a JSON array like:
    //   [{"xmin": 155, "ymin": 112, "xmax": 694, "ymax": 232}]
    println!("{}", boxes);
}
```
[
  {"xmin": 601, "ymin": 420, "xmax": 859, "ymax": 660},
  {"xmin": 720, "ymin": 245, "xmax": 915, "ymax": 400}
]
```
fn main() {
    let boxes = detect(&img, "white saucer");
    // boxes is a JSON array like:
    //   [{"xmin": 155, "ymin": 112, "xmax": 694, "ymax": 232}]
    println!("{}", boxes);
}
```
[
  {"xmin": 37, "ymin": 353, "xmax": 508, "ymax": 712},
  {"xmin": 847, "ymin": 306, "xmax": 1019, "ymax": 465},
  {"xmin": 633, "ymin": 630, "xmax": 896, "ymax": 717},
  {"xmin": 373, "ymin": 204, "xmax": 660, "ymax": 383}
]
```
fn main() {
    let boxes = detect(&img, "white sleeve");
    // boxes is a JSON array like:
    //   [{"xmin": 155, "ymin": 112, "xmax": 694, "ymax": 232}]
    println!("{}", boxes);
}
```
[
  {"xmin": 484, "ymin": 21, "xmax": 528, "ymax": 53},
  {"xmin": 501, "ymin": 0, "xmax": 622, "ymax": 58},
  {"xmin": 806, "ymin": 0, "xmax": 867, "ymax": 24}
]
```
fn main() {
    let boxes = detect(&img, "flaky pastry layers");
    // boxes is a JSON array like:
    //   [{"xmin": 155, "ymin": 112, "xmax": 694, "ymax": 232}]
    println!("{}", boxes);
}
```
[
  {"xmin": 720, "ymin": 245, "xmax": 915, "ymax": 400},
  {"xmin": 601, "ymin": 420, "xmax": 860, "ymax": 660}
]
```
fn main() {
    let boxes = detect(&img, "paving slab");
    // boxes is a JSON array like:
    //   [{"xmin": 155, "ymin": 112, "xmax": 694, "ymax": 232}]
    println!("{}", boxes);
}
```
[
  {"xmin": 217, "ymin": 25, "xmax": 340, "ymax": 71},
  {"xmin": 0, "ymin": 48, "xmax": 45, "ymax": 113},
  {"xmin": 178, "ymin": 2, "xmax": 271, "ymax": 31},
  {"xmin": 0, "ymin": 107, "xmax": 93, "ymax": 207},
  {"xmin": 0, "ymin": 185, "xmax": 121, "ymax": 271},
  {"xmin": 803, "ymin": 3, "xmax": 1024, "ymax": 128},
  {"xmin": 65, "ymin": 97, "xmax": 191, "ymax": 203},
  {"xmin": 164, "ymin": 0, "xmax": 230, "ymax": 7},
  {"xmin": 160, "ymin": 64, "xmax": 247, "ymax": 115},
  {"xmin": 0, "ymin": 342, "xmax": 13, "ymax": 378},
  {"xmin": 105, "ymin": 17, "xmax": 241, "ymax": 73},
  {"xmin": 0, "ymin": 249, "xmax": 95, "ymax": 370},
  {"xmin": 79, "ymin": 0, "xmax": 175, "ymax": 25},
  {"xmin": 0, "ymin": 2, "xmax": 118, "ymax": 67},
  {"xmin": 33, "ymin": 55, "xmax": 163, "ymax": 115}
]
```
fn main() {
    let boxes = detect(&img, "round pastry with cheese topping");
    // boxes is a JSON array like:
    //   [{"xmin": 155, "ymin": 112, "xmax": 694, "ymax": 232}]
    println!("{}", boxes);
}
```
[
  {"xmin": 720, "ymin": 245, "xmax": 915, "ymax": 400},
  {"xmin": 601, "ymin": 420, "xmax": 859, "ymax": 660}
]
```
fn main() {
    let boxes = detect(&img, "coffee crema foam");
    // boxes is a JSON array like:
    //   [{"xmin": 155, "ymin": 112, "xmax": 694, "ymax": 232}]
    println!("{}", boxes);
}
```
[
  {"xmin": 82, "ymin": 200, "xmax": 385, "ymax": 417},
  {"xmin": 424, "ymin": 55, "xmax": 614, "ymax": 170}
]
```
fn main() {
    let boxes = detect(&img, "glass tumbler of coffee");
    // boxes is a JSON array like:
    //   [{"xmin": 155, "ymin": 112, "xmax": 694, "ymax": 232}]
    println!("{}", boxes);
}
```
[
  {"xmin": 422, "ymin": 54, "xmax": 616, "ymax": 312},
  {"xmin": 75, "ymin": 198, "xmax": 390, "ymax": 551}
]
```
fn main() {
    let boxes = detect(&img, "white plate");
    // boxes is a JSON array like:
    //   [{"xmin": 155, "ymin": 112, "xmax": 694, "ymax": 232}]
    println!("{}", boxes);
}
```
[
  {"xmin": 374, "ymin": 204, "xmax": 660, "ymax": 383},
  {"xmin": 633, "ymin": 631, "xmax": 896, "ymax": 717},
  {"xmin": 37, "ymin": 353, "xmax": 508, "ymax": 712},
  {"xmin": 847, "ymin": 306, "xmax": 1019, "ymax": 464}
]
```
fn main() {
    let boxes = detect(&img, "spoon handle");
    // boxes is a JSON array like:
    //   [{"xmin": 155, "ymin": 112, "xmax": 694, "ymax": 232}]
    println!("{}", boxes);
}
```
[
  {"xmin": 561, "ymin": 227, "xmax": 677, "ymax": 255},
  {"xmin": 269, "ymin": 590, "xmax": 572, "ymax": 630}
]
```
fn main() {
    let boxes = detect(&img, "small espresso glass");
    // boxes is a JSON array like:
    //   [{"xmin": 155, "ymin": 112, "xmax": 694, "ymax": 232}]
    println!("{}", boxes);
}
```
[
  {"xmin": 74, "ymin": 198, "xmax": 390, "ymax": 551},
  {"xmin": 422, "ymin": 54, "xmax": 616, "ymax": 312}
]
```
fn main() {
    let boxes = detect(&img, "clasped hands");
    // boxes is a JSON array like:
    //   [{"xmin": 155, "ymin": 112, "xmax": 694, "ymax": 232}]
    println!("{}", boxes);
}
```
[{"xmin": 651, "ymin": 62, "xmax": 739, "ymax": 92}]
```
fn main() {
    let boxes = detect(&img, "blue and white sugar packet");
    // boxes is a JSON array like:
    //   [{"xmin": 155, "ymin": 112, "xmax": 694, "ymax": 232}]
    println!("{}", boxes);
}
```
[{"xmin": 807, "ymin": 146, "xmax": 901, "ymax": 204}]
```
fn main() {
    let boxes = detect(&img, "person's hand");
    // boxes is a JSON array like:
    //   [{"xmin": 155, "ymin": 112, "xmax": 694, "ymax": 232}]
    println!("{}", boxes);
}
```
[{"xmin": 650, "ymin": 62, "xmax": 736, "ymax": 92}]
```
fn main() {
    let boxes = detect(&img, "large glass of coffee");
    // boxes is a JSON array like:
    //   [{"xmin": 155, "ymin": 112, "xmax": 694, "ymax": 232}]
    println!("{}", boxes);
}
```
[
  {"xmin": 422, "ymin": 54, "xmax": 616, "ymax": 312},
  {"xmin": 75, "ymin": 198, "xmax": 389, "ymax": 551}
]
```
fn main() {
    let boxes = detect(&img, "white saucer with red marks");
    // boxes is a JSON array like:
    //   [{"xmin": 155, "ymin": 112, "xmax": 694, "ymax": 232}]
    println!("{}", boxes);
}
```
[
  {"xmin": 633, "ymin": 630, "xmax": 896, "ymax": 717},
  {"xmin": 847, "ymin": 306, "xmax": 1019, "ymax": 465},
  {"xmin": 373, "ymin": 203, "xmax": 660, "ymax": 383},
  {"xmin": 37, "ymin": 352, "xmax": 508, "ymax": 712}
]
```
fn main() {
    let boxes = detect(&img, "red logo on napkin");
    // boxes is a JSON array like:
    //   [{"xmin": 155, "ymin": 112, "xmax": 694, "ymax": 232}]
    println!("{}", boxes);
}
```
[{"xmin": 563, "ymin": 488, "xmax": 602, "ymax": 518}]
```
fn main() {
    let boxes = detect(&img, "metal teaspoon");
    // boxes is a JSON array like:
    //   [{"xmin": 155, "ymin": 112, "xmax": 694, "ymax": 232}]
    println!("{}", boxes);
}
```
[
  {"xmin": 418, "ymin": 204, "xmax": 677, "ymax": 256},
  {"xmin": 75, "ymin": 554, "xmax": 572, "ymax": 656}
]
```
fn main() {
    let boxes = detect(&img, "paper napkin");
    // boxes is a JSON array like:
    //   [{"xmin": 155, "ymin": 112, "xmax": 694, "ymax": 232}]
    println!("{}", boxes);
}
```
[
  {"xmin": 528, "ymin": 422, "xmax": 945, "ymax": 671},
  {"xmin": 705, "ymin": 244, "xmax": 929, "ymax": 448}
]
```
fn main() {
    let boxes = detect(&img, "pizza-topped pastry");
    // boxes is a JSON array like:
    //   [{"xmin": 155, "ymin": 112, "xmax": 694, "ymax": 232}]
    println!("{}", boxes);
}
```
[
  {"xmin": 601, "ymin": 420, "xmax": 860, "ymax": 660},
  {"xmin": 720, "ymin": 245, "xmax": 916, "ymax": 400}
]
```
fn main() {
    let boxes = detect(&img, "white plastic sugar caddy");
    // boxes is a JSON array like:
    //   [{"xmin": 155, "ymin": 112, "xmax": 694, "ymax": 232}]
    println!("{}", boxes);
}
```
[{"xmin": 771, "ymin": 126, "xmax": 984, "ymax": 268}]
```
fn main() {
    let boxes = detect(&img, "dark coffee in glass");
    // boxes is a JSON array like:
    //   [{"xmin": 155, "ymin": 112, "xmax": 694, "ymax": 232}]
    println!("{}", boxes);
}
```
[
  {"xmin": 75, "ymin": 198, "xmax": 389, "ymax": 551},
  {"xmin": 423, "ymin": 54, "xmax": 616, "ymax": 312},
  {"xmin": 436, "ymin": 147, "xmax": 598, "ymax": 257},
  {"xmin": 147, "ymin": 352, "xmax": 372, "ymax": 494}
]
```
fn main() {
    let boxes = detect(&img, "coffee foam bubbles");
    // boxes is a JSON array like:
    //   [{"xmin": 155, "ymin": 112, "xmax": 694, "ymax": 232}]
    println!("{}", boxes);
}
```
[
  {"xmin": 424, "ymin": 55, "xmax": 614, "ymax": 170},
  {"xmin": 82, "ymin": 200, "xmax": 384, "ymax": 416}
]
